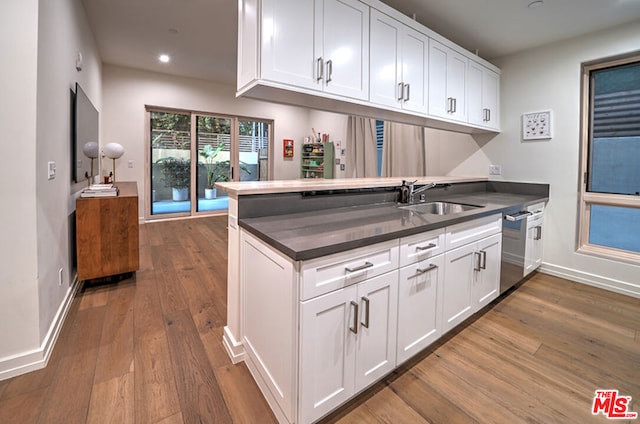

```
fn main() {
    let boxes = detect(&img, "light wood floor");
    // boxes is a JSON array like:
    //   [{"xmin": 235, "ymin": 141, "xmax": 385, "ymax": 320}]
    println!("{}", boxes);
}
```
[{"xmin": 0, "ymin": 217, "xmax": 638, "ymax": 423}]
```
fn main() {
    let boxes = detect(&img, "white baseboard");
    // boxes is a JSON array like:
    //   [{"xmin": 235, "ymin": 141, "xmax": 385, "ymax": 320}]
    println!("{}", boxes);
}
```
[
  {"xmin": 0, "ymin": 278, "xmax": 81, "ymax": 381},
  {"xmin": 223, "ymin": 325, "xmax": 245, "ymax": 364},
  {"xmin": 539, "ymin": 263, "xmax": 640, "ymax": 299}
]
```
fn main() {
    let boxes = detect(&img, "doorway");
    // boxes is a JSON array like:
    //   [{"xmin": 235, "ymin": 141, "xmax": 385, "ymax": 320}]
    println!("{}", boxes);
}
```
[{"xmin": 147, "ymin": 108, "xmax": 272, "ymax": 218}]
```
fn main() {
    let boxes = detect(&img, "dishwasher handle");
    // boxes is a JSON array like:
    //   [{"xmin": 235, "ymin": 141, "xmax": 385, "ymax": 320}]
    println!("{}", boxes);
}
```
[{"xmin": 504, "ymin": 211, "xmax": 532, "ymax": 222}]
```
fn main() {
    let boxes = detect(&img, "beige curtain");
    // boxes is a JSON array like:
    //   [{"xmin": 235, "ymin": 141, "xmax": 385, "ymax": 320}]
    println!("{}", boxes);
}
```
[
  {"xmin": 382, "ymin": 121, "xmax": 426, "ymax": 177},
  {"xmin": 346, "ymin": 116, "xmax": 378, "ymax": 177}
]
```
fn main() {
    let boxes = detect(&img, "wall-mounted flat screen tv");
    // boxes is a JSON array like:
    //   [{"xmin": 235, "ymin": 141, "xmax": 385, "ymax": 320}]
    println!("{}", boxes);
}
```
[{"xmin": 73, "ymin": 82, "xmax": 99, "ymax": 183}]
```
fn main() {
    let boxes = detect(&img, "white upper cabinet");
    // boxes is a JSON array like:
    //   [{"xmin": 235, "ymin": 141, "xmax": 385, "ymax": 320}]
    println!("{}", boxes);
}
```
[
  {"xmin": 316, "ymin": 0, "xmax": 370, "ymax": 100},
  {"xmin": 260, "ymin": 0, "xmax": 317, "ymax": 90},
  {"xmin": 251, "ymin": 0, "xmax": 370, "ymax": 100},
  {"xmin": 369, "ymin": 10, "xmax": 428, "ymax": 113},
  {"xmin": 260, "ymin": 0, "xmax": 369, "ymax": 100},
  {"xmin": 468, "ymin": 60, "xmax": 500, "ymax": 130},
  {"xmin": 428, "ymin": 39, "xmax": 468, "ymax": 122},
  {"xmin": 238, "ymin": 0, "xmax": 500, "ymax": 133}
]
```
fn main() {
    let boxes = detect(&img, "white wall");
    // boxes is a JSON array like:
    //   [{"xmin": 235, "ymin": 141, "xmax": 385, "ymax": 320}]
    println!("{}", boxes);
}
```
[
  {"xmin": 0, "ymin": 0, "xmax": 40, "ymax": 367},
  {"xmin": 102, "ymin": 65, "xmax": 313, "ymax": 217},
  {"xmin": 447, "ymin": 21, "xmax": 640, "ymax": 296},
  {"xmin": 0, "ymin": 0, "xmax": 101, "ymax": 380}
]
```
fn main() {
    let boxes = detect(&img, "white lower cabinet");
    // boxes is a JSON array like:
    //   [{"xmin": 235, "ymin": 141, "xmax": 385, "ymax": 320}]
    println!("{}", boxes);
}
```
[
  {"xmin": 240, "ymin": 213, "xmax": 503, "ymax": 423},
  {"xmin": 396, "ymin": 253, "xmax": 443, "ymax": 364},
  {"xmin": 299, "ymin": 270, "xmax": 398, "ymax": 423},
  {"xmin": 442, "ymin": 215, "xmax": 502, "ymax": 334},
  {"xmin": 524, "ymin": 207, "xmax": 544, "ymax": 277}
]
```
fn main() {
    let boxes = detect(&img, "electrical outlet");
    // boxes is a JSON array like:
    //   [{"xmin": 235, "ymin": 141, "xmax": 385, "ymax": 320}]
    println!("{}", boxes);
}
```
[
  {"xmin": 58, "ymin": 268, "xmax": 63, "ymax": 286},
  {"xmin": 128, "ymin": 160, "xmax": 134, "ymax": 168},
  {"xmin": 489, "ymin": 164, "xmax": 502, "ymax": 175}
]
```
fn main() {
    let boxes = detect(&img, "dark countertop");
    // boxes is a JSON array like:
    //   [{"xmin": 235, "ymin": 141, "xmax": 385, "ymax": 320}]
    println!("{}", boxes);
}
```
[{"xmin": 239, "ymin": 191, "xmax": 548, "ymax": 261}]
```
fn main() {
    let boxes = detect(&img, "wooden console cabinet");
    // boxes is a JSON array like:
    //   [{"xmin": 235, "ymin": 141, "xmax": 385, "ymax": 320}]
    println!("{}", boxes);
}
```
[{"xmin": 76, "ymin": 181, "xmax": 139, "ymax": 281}]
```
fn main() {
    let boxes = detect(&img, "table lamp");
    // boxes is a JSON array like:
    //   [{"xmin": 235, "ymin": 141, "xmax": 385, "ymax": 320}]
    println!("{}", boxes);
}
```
[
  {"xmin": 82, "ymin": 141, "xmax": 99, "ymax": 183},
  {"xmin": 103, "ymin": 142, "xmax": 125, "ymax": 183}
]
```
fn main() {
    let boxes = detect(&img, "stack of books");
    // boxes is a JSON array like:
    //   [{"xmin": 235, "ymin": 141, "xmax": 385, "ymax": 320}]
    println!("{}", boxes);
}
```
[{"xmin": 81, "ymin": 183, "xmax": 119, "ymax": 198}]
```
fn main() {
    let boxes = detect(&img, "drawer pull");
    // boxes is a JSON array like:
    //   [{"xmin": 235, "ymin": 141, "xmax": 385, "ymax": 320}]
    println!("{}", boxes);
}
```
[
  {"xmin": 349, "ymin": 301, "xmax": 359, "ymax": 334},
  {"xmin": 408, "ymin": 263, "xmax": 438, "ymax": 279},
  {"xmin": 361, "ymin": 297, "xmax": 370, "ymax": 328},
  {"xmin": 416, "ymin": 243, "xmax": 437, "ymax": 251},
  {"xmin": 345, "ymin": 261, "xmax": 373, "ymax": 273}
]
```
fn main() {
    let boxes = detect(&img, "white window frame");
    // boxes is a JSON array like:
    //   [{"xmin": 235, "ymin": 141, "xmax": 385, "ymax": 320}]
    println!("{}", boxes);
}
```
[{"xmin": 578, "ymin": 51, "xmax": 640, "ymax": 264}]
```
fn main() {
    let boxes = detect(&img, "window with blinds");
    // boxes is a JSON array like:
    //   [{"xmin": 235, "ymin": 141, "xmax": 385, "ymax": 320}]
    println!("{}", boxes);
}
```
[{"xmin": 579, "ymin": 53, "xmax": 640, "ymax": 261}]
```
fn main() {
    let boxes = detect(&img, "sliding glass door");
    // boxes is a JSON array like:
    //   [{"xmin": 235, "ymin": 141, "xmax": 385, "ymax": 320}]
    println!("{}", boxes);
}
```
[{"xmin": 148, "ymin": 108, "xmax": 271, "ymax": 218}]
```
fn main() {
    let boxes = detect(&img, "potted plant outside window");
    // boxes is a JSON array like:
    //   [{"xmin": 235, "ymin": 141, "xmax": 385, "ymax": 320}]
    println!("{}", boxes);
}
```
[
  {"xmin": 199, "ymin": 143, "xmax": 226, "ymax": 199},
  {"xmin": 157, "ymin": 157, "xmax": 190, "ymax": 201}
]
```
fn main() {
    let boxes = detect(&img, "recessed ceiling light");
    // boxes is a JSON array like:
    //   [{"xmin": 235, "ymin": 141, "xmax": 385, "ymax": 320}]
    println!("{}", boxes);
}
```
[
  {"xmin": 159, "ymin": 54, "xmax": 170, "ymax": 63},
  {"xmin": 528, "ymin": 0, "xmax": 543, "ymax": 8}
]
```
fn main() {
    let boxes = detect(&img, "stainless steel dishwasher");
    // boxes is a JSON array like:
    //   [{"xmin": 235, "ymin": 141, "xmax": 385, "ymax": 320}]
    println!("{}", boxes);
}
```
[{"xmin": 500, "ymin": 206, "xmax": 533, "ymax": 293}]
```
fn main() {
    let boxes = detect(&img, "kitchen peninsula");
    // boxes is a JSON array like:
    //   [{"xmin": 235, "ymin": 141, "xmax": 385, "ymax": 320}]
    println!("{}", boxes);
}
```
[{"xmin": 217, "ymin": 177, "xmax": 548, "ymax": 423}]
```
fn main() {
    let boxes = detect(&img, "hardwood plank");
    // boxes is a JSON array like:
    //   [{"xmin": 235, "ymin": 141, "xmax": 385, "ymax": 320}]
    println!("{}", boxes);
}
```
[
  {"xmin": 387, "ymin": 370, "xmax": 478, "ymax": 423},
  {"xmin": 360, "ymin": 386, "xmax": 430, "ymax": 424},
  {"xmin": 36, "ymin": 306, "xmax": 105, "ymax": 424},
  {"xmin": 86, "ymin": 372, "xmax": 134, "ymax": 424},
  {"xmin": 164, "ymin": 308, "xmax": 232, "ymax": 423},
  {"xmin": 214, "ymin": 363, "xmax": 277, "ymax": 424},
  {"xmin": 133, "ymin": 272, "xmax": 182, "ymax": 424},
  {"xmin": 0, "ymin": 387, "xmax": 46, "ymax": 424},
  {"xmin": 93, "ymin": 282, "xmax": 135, "ymax": 384}
]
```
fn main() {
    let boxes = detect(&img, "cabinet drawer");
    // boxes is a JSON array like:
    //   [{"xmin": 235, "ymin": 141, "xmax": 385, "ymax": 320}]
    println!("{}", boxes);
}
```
[
  {"xmin": 445, "ymin": 214, "xmax": 502, "ymax": 251},
  {"xmin": 300, "ymin": 240, "xmax": 399, "ymax": 300},
  {"xmin": 399, "ymin": 228, "xmax": 446, "ymax": 267}
]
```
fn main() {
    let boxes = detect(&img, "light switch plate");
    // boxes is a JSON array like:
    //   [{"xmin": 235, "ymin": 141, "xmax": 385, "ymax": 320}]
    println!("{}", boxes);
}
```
[
  {"xmin": 489, "ymin": 164, "xmax": 502, "ymax": 175},
  {"xmin": 48, "ymin": 161, "xmax": 56, "ymax": 180}
]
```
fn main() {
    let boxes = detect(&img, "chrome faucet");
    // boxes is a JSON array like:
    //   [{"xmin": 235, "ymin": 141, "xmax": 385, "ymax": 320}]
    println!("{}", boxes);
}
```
[{"xmin": 400, "ymin": 180, "xmax": 437, "ymax": 204}]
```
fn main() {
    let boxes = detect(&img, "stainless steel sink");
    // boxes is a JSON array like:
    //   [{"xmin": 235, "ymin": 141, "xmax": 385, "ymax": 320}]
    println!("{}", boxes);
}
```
[{"xmin": 399, "ymin": 201, "xmax": 483, "ymax": 215}]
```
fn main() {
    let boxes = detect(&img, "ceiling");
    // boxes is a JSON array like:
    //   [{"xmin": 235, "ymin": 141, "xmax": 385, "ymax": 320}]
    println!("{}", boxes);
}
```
[{"xmin": 81, "ymin": 0, "xmax": 640, "ymax": 85}]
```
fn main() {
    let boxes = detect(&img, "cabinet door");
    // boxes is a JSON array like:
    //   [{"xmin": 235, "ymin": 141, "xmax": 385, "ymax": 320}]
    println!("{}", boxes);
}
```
[
  {"xmin": 355, "ymin": 271, "xmax": 398, "ymax": 390},
  {"xmin": 261, "ymin": 0, "xmax": 316, "ymax": 89},
  {"xmin": 428, "ymin": 39, "xmax": 468, "ymax": 122},
  {"xmin": 482, "ymin": 68, "xmax": 500, "ymax": 130},
  {"xmin": 442, "ymin": 242, "xmax": 475, "ymax": 333},
  {"xmin": 400, "ymin": 26, "xmax": 428, "ymax": 113},
  {"xmin": 524, "ymin": 217, "xmax": 543, "ymax": 276},
  {"xmin": 369, "ymin": 10, "xmax": 402, "ymax": 108},
  {"xmin": 467, "ymin": 61, "xmax": 484, "ymax": 127},
  {"xmin": 468, "ymin": 61, "xmax": 500, "ymax": 130},
  {"xmin": 299, "ymin": 285, "xmax": 357, "ymax": 424},
  {"xmin": 316, "ymin": 0, "xmax": 369, "ymax": 100},
  {"xmin": 397, "ymin": 255, "xmax": 443, "ymax": 364},
  {"xmin": 473, "ymin": 234, "xmax": 501, "ymax": 309}
]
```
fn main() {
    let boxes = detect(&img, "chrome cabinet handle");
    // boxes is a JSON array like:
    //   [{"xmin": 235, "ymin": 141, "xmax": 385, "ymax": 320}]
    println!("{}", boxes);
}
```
[
  {"xmin": 408, "ymin": 263, "xmax": 438, "ymax": 279},
  {"xmin": 452, "ymin": 97, "xmax": 457, "ymax": 113},
  {"xmin": 361, "ymin": 297, "xmax": 370, "ymax": 328},
  {"xmin": 447, "ymin": 97, "xmax": 453, "ymax": 113},
  {"xmin": 416, "ymin": 243, "xmax": 437, "ymax": 251},
  {"xmin": 535, "ymin": 225, "xmax": 542, "ymax": 240},
  {"xmin": 345, "ymin": 261, "xmax": 373, "ymax": 273},
  {"xmin": 404, "ymin": 83, "xmax": 410, "ymax": 102},
  {"xmin": 326, "ymin": 60, "xmax": 333, "ymax": 83},
  {"xmin": 474, "ymin": 251, "xmax": 482, "ymax": 271},
  {"xmin": 349, "ymin": 300, "xmax": 359, "ymax": 334},
  {"xmin": 316, "ymin": 57, "xmax": 324, "ymax": 82},
  {"xmin": 397, "ymin": 82, "xmax": 404, "ymax": 101},
  {"xmin": 480, "ymin": 250, "xmax": 487, "ymax": 270}
]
